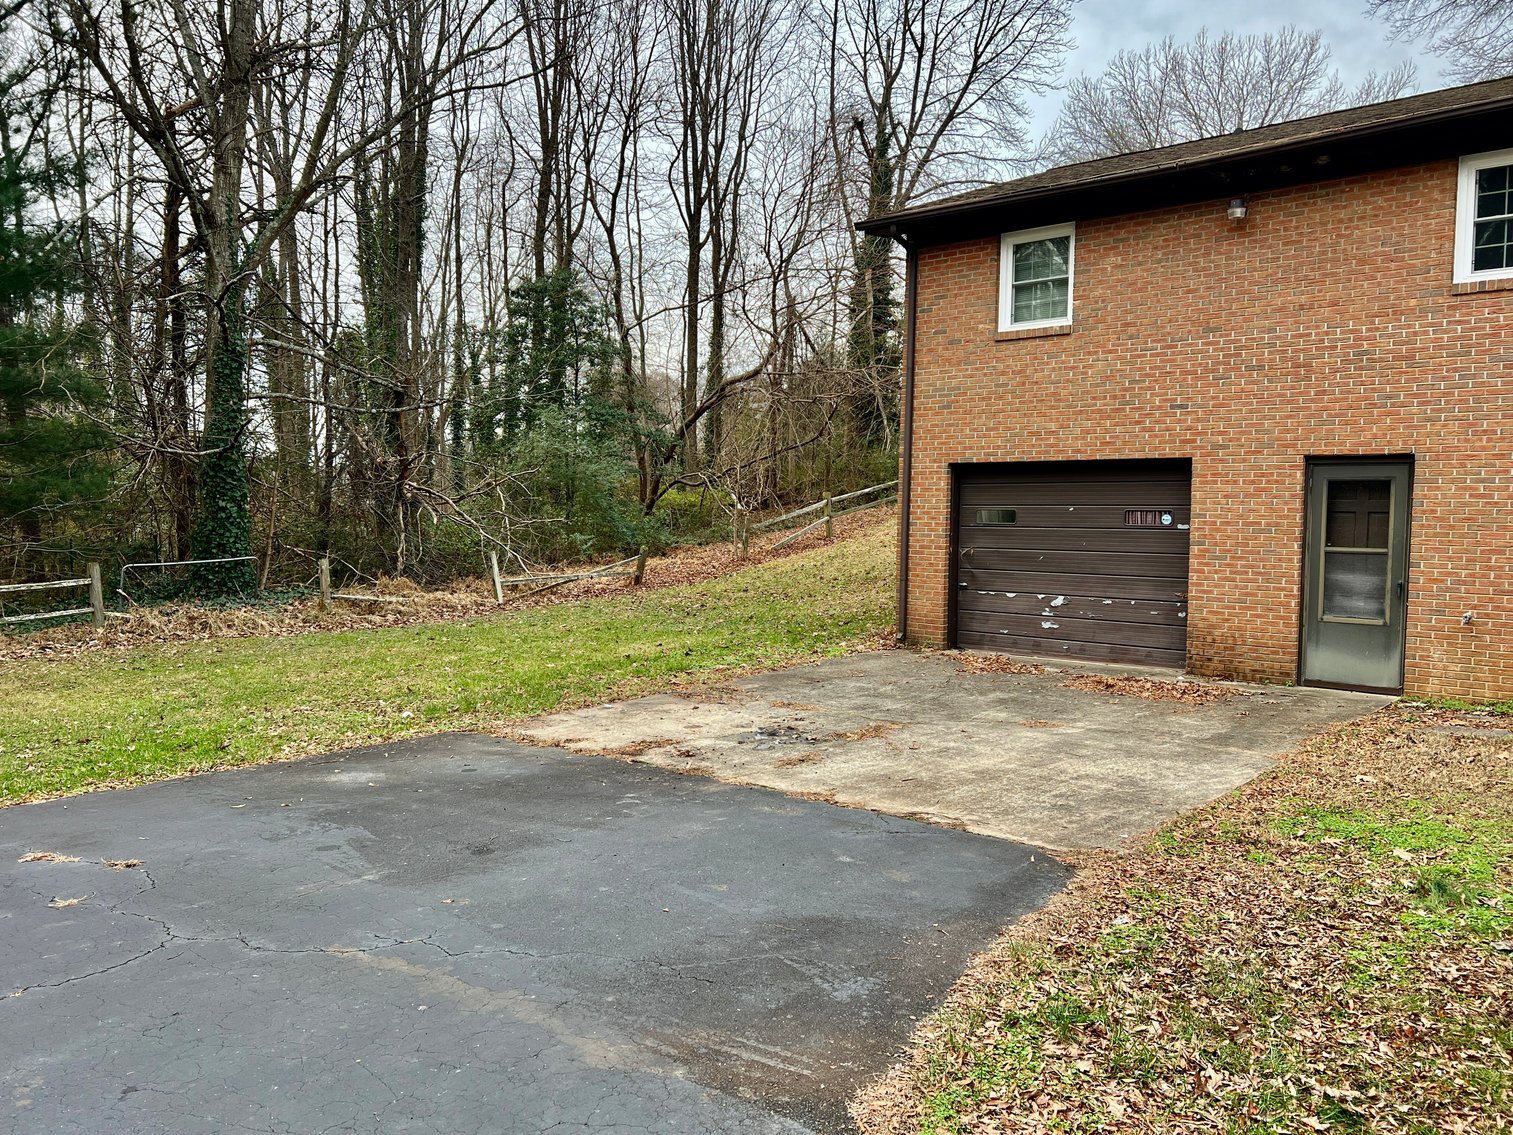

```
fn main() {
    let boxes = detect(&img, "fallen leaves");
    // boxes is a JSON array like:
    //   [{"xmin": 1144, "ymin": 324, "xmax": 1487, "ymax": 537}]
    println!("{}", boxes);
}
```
[
  {"xmin": 1060, "ymin": 672, "xmax": 1242, "ymax": 704},
  {"xmin": 956, "ymin": 653, "xmax": 1045, "ymax": 676},
  {"xmin": 47, "ymin": 896, "xmax": 85, "ymax": 908},
  {"xmin": 19, "ymin": 850, "xmax": 143, "ymax": 871},
  {"xmin": 850, "ymin": 704, "xmax": 1512, "ymax": 1134}
]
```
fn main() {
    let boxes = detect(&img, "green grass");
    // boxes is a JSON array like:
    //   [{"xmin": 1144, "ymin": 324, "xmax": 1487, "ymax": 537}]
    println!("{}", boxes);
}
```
[
  {"xmin": 1409, "ymin": 694, "xmax": 1513, "ymax": 716},
  {"xmin": 0, "ymin": 525, "xmax": 895, "ymax": 803},
  {"xmin": 1276, "ymin": 800, "xmax": 1513, "ymax": 937}
]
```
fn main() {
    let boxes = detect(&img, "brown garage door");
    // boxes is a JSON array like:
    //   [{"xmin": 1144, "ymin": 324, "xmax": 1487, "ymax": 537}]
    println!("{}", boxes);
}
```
[{"xmin": 954, "ymin": 461, "xmax": 1191, "ymax": 667}]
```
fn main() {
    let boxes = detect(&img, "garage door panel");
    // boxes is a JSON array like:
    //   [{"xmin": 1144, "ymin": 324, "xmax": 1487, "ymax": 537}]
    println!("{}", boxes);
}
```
[
  {"xmin": 958, "ymin": 481, "xmax": 1191, "ymax": 508},
  {"xmin": 960, "ymin": 527, "xmax": 1190, "ymax": 554},
  {"xmin": 959, "ymin": 504, "xmax": 1191, "ymax": 530},
  {"xmin": 958, "ymin": 590, "xmax": 1188, "ymax": 626},
  {"xmin": 956, "ymin": 628, "xmax": 1187, "ymax": 669},
  {"xmin": 959, "ymin": 569, "xmax": 1188, "ymax": 602},
  {"xmin": 964, "ymin": 548, "xmax": 1188, "ymax": 578},
  {"xmin": 954, "ymin": 461, "xmax": 1192, "ymax": 667},
  {"xmin": 957, "ymin": 609, "xmax": 1185, "ymax": 650}
]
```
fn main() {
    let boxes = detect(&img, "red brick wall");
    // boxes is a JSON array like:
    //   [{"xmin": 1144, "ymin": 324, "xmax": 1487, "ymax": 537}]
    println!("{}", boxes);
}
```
[{"xmin": 904, "ymin": 159, "xmax": 1513, "ymax": 699}]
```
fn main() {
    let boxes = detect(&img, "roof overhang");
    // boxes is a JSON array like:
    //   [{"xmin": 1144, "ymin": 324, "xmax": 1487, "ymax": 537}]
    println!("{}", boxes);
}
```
[{"xmin": 858, "ymin": 94, "xmax": 1513, "ymax": 246}]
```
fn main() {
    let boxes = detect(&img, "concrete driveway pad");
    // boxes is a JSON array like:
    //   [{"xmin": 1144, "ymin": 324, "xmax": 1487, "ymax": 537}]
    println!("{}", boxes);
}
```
[
  {"xmin": 0, "ymin": 736, "xmax": 1067, "ymax": 1134},
  {"xmin": 518, "ymin": 651, "xmax": 1391, "ymax": 849}
]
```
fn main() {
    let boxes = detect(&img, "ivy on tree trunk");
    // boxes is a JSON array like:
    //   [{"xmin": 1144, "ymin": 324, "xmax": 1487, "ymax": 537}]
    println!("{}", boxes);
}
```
[{"xmin": 189, "ymin": 290, "xmax": 257, "ymax": 595}]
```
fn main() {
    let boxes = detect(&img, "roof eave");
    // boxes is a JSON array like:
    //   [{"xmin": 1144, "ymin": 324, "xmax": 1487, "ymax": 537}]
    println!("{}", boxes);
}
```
[{"xmin": 858, "ymin": 93, "xmax": 1513, "ymax": 242}]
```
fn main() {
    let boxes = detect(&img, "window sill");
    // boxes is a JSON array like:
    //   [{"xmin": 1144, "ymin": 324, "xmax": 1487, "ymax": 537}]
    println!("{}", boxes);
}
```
[
  {"xmin": 995, "ymin": 323, "xmax": 1073, "ymax": 342},
  {"xmin": 1451, "ymin": 276, "xmax": 1513, "ymax": 295}
]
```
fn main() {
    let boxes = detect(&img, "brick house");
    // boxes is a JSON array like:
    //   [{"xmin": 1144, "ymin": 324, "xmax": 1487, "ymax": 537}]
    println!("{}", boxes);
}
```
[{"xmin": 858, "ymin": 78, "xmax": 1513, "ymax": 698}]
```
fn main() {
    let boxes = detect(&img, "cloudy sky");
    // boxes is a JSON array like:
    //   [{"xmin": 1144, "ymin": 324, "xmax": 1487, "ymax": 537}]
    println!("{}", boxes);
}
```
[{"xmin": 1027, "ymin": 0, "xmax": 1448, "ymax": 133}]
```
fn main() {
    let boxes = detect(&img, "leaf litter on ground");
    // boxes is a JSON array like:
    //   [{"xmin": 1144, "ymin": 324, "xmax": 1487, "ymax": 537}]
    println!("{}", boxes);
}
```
[{"xmin": 851, "ymin": 703, "xmax": 1511, "ymax": 1134}]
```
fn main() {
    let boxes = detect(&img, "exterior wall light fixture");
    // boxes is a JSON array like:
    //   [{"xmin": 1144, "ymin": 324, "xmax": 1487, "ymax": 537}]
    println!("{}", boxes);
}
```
[{"xmin": 1227, "ymin": 196, "xmax": 1248, "ymax": 221}]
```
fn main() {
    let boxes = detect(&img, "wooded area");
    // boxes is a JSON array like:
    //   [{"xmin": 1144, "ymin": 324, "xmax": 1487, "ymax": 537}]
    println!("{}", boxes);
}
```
[
  {"xmin": 0, "ymin": 0, "xmax": 1491, "ymax": 596},
  {"xmin": 0, "ymin": 0, "xmax": 1077, "ymax": 593}
]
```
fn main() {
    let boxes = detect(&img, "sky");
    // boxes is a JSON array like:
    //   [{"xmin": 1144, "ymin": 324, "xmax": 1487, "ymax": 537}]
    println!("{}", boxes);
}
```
[{"xmin": 1027, "ymin": 0, "xmax": 1448, "ymax": 134}]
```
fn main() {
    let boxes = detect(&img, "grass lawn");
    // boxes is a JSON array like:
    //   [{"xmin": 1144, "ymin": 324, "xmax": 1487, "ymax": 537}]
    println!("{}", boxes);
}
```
[
  {"xmin": 0, "ymin": 523, "xmax": 895, "ymax": 803},
  {"xmin": 853, "ymin": 707, "xmax": 1512, "ymax": 1134}
]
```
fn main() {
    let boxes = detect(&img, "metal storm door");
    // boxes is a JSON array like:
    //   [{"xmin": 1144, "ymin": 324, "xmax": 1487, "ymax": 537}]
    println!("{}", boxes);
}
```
[{"xmin": 1300, "ymin": 462, "xmax": 1411, "ymax": 691}]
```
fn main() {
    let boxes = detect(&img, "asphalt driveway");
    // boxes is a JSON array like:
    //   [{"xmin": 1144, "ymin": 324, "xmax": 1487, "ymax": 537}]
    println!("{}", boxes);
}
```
[{"xmin": 0, "ymin": 735, "xmax": 1067, "ymax": 1135}]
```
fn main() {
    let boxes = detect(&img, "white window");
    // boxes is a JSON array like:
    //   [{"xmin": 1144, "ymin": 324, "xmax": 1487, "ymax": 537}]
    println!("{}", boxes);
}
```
[
  {"xmin": 1455, "ymin": 148, "xmax": 1513, "ymax": 284},
  {"xmin": 999, "ymin": 223, "xmax": 1074, "ymax": 330}
]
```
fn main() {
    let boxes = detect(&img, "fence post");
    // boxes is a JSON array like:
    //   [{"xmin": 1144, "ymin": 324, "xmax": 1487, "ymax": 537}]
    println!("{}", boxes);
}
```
[
  {"xmin": 633, "ymin": 546, "xmax": 648, "ymax": 586},
  {"xmin": 88, "ymin": 563, "xmax": 105, "ymax": 628},
  {"xmin": 318, "ymin": 557, "xmax": 331, "ymax": 612},
  {"xmin": 488, "ymin": 551, "xmax": 504, "ymax": 604},
  {"xmin": 740, "ymin": 512, "xmax": 751, "ymax": 558},
  {"xmin": 823, "ymin": 494, "xmax": 834, "ymax": 539}
]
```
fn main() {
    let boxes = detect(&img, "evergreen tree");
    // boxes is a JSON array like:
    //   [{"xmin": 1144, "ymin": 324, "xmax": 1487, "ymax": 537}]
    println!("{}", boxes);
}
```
[
  {"xmin": 0, "ymin": 34, "xmax": 108, "ymax": 549},
  {"xmin": 482, "ymin": 267, "xmax": 619, "ymax": 450}
]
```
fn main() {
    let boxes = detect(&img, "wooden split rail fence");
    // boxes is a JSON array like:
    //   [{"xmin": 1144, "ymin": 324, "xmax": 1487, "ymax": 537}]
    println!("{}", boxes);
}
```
[
  {"xmin": 0, "ymin": 564, "xmax": 106, "ymax": 628},
  {"xmin": 733, "ymin": 480, "xmax": 898, "ymax": 556},
  {"xmin": 316, "ymin": 548, "xmax": 650, "ymax": 612}
]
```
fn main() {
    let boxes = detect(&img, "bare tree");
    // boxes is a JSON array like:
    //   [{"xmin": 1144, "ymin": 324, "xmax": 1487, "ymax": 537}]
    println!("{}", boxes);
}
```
[
  {"xmin": 6, "ymin": 0, "xmax": 1083, "ymax": 585},
  {"xmin": 50, "ymin": 0, "xmax": 517, "ymax": 589},
  {"xmin": 1046, "ymin": 27, "xmax": 1417, "ymax": 163},
  {"xmin": 1369, "ymin": 0, "xmax": 1513, "ymax": 82},
  {"xmin": 828, "ymin": 0, "xmax": 1075, "ymax": 209}
]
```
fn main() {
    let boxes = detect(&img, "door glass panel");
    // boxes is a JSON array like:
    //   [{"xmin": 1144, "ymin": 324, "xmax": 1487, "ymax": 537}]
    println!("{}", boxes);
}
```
[
  {"xmin": 1322, "ymin": 551, "xmax": 1388, "ymax": 621},
  {"xmin": 1324, "ymin": 479, "xmax": 1390, "ymax": 548}
]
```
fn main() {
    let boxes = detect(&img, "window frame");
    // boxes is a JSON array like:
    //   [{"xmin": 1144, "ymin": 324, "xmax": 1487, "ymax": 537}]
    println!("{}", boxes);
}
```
[
  {"xmin": 1454, "ymin": 147, "xmax": 1513, "ymax": 284},
  {"xmin": 998, "ymin": 222, "xmax": 1076, "ymax": 332}
]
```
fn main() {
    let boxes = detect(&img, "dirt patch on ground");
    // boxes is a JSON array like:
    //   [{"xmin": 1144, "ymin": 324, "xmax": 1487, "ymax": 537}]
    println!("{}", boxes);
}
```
[
  {"xmin": 586, "ymin": 738, "xmax": 684, "ymax": 758},
  {"xmin": 825, "ymin": 722, "xmax": 903, "ymax": 743},
  {"xmin": 1017, "ymin": 719, "xmax": 1063, "ymax": 729},
  {"xmin": 1061, "ymin": 672, "xmax": 1243, "ymax": 704},
  {"xmin": 774, "ymin": 752, "xmax": 823, "ymax": 769},
  {"xmin": 0, "ymin": 509, "xmax": 894, "ymax": 664},
  {"xmin": 851, "ymin": 703, "xmax": 1512, "ymax": 1134}
]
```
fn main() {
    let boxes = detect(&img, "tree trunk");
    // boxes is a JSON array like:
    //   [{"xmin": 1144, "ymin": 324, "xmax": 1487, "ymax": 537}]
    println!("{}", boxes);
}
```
[{"xmin": 189, "ymin": 0, "xmax": 258, "ymax": 595}]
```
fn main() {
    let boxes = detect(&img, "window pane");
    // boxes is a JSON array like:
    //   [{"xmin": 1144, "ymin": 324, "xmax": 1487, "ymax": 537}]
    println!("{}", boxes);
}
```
[
  {"xmin": 1480, "ymin": 187, "xmax": 1512, "ymax": 219},
  {"xmin": 1477, "ymin": 165, "xmax": 1513, "ymax": 218},
  {"xmin": 1012, "ymin": 278, "xmax": 1068, "ymax": 323},
  {"xmin": 1474, "ymin": 218, "xmax": 1513, "ymax": 271},
  {"xmin": 1013, "ymin": 236, "xmax": 1070, "ymax": 283},
  {"xmin": 1322, "ymin": 551, "xmax": 1387, "ymax": 622}
]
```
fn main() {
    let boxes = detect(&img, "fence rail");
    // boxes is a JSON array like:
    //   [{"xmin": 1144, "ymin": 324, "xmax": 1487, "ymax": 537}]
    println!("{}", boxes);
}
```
[
  {"xmin": 749, "ymin": 480, "xmax": 897, "ymax": 534},
  {"xmin": 735, "ymin": 480, "xmax": 898, "ymax": 556},
  {"xmin": 0, "ymin": 564, "xmax": 105, "ymax": 628},
  {"xmin": 492, "ymin": 548, "xmax": 650, "ymax": 598},
  {"xmin": 316, "ymin": 547, "xmax": 650, "ymax": 611}
]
